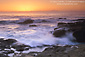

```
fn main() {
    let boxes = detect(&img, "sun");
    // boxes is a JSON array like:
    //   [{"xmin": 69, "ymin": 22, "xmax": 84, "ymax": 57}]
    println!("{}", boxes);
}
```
[{"xmin": 16, "ymin": 5, "xmax": 35, "ymax": 11}]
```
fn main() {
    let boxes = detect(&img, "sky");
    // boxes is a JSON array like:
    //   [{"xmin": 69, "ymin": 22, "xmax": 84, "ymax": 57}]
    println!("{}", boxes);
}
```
[{"xmin": 0, "ymin": 0, "xmax": 85, "ymax": 12}]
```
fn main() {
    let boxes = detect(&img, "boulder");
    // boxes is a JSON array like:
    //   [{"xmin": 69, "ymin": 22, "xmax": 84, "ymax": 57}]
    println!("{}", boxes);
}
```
[
  {"xmin": 0, "ymin": 38, "xmax": 17, "ymax": 49},
  {"xmin": 53, "ymin": 30, "xmax": 66, "ymax": 37},
  {"xmin": 73, "ymin": 29, "xmax": 85, "ymax": 43}
]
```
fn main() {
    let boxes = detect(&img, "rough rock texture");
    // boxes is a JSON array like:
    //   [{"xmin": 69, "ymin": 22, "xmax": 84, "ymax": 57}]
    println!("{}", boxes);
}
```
[
  {"xmin": 9, "ymin": 44, "xmax": 85, "ymax": 57},
  {"xmin": 36, "ymin": 44, "xmax": 85, "ymax": 57},
  {"xmin": 53, "ymin": 19, "xmax": 85, "ymax": 43},
  {"xmin": 0, "ymin": 38, "xmax": 31, "ymax": 57}
]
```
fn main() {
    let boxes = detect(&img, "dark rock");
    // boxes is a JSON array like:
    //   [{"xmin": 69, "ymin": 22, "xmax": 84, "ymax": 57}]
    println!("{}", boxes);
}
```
[
  {"xmin": 57, "ymin": 22, "xmax": 68, "ymax": 27},
  {"xmin": 53, "ymin": 30, "xmax": 66, "ymax": 37},
  {"xmin": 5, "ymin": 39, "xmax": 17, "ymax": 45},
  {"xmin": 12, "ymin": 44, "xmax": 30, "ymax": 52},
  {"xmin": 42, "ymin": 20, "xmax": 48, "ymax": 22},
  {"xmin": 53, "ymin": 19, "xmax": 85, "ymax": 43},
  {"xmin": 29, "ymin": 25, "xmax": 37, "ymax": 27},
  {"xmin": 73, "ymin": 29, "xmax": 85, "ymax": 43},
  {"xmin": 59, "ymin": 18, "xmax": 66, "ymax": 19},
  {"xmin": 72, "ymin": 19, "xmax": 85, "ymax": 21},
  {"xmin": 18, "ymin": 19, "xmax": 34, "ymax": 24},
  {"xmin": 54, "ymin": 28, "xmax": 58, "ymax": 30},
  {"xmin": 3, "ymin": 50, "xmax": 14, "ymax": 54},
  {"xmin": 0, "ymin": 21, "xmax": 6, "ymax": 23},
  {"xmin": 0, "ymin": 38, "xmax": 17, "ymax": 49},
  {"xmin": 0, "ymin": 54, "xmax": 9, "ymax": 57},
  {"xmin": 36, "ymin": 44, "xmax": 85, "ymax": 57}
]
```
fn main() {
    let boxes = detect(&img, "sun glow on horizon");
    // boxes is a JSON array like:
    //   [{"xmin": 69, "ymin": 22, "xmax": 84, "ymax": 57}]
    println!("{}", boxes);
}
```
[{"xmin": 0, "ymin": 0, "xmax": 85, "ymax": 12}]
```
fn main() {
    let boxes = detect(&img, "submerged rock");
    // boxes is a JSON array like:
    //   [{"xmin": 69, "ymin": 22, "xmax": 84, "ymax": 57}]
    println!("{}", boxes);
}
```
[{"xmin": 18, "ymin": 19, "xmax": 34, "ymax": 24}]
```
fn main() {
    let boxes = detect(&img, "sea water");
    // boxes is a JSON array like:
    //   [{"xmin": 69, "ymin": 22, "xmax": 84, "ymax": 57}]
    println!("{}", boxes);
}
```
[{"xmin": 0, "ymin": 11, "xmax": 85, "ymax": 53}]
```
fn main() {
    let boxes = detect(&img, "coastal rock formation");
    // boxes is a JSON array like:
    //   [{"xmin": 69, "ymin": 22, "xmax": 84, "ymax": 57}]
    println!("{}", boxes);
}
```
[
  {"xmin": 53, "ymin": 29, "xmax": 66, "ymax": 37},
  {"xmin": 73, "ymin": 29, "xmax": 85, "ymax": 43},
  {"xmin": 36, "ymin": 44, "xmax": 85, "ymax": 57},
  {"xmin": 53, "ymin": 19, "xmax": 85, "ymax": 43},
  {"xmin": 0, "ymin": 38, "xmax": 31, "ymax": 57}
]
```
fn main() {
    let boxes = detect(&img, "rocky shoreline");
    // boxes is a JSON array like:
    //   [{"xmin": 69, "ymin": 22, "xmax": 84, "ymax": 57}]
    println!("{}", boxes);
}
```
[
  {"xmin": 12, "ymin": 44, "xmax": 85, "ymax": 57},
  {"xmin": 0, "ymin": 19, "xmax": 85, "ymax": 57}
]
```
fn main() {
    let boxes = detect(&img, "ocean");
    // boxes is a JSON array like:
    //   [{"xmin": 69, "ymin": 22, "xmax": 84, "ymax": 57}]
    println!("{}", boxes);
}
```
[{"xmin": 0, "ymin": 11, "xmax": 85, "ymax": 54}]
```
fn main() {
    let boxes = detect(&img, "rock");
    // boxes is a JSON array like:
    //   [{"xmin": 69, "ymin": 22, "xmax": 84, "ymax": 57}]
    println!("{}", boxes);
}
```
[
  {"xmin": 42, "ymin": 20, "xmax": 48, "ymax": 22},
  {"xmin": 29, "ymin": 25, "xmax": 37, "ymax": 27},
  {"xmin": 53, "ymin": 30, "xmax": 66, "ymax": 37},
  {"xmin": 0, "ymin": 38, "xmax": 17, "ymax": 49},
  {"xmin": 12, "ymin": 44, "xmax": 30, "ymax": 52},
  {"xmin": 73, "ymin": 29, "xmax": 85, "ymax": 43},
  {"xmin": 0, "ymin": 54, "xmax": 9, "ymax": 57},
  {"xmin": 53, "ymin": 19, "xmax": 85, "ymax": 43},
  {"xmin": 59, "ymin": 18, "xmax": 66, "ymax": 19},
  {"xmin": 5, "ymin": 39, "xmax": 17, "ymax": 45},
  {"xmin": 36, "ymin": 44, "xmax": 85, "ymax": 57},
  {"xmin": 54, "ymin": 28, "xmax": 58, "ymax": 30},
  {"xmin": 3, "ymin": 50, "xmax": 14, "ymax": 54},
  {"xmin": 18, "ymin": 19, "xmax": 34, "ymax": 24},
  {"xmin": 0, "ymin": 21, "xmax": 6, "ymax": 24},
  {"xmin": 57, "ymin": 22, "xmax": 68, "ymax": 28}
]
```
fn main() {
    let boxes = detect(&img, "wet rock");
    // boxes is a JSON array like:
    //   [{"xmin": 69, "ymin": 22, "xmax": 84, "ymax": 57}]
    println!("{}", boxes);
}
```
[
  {"xmin": 54, "ymin": 28, "xmax": 58, "ymax": 30},
  {"xmin": 42, "ymin": 20, "xmax": 48, "ymax": 22},
  {"xmin": 0, "ymin": 38, "xmax": 17, "ymax": 49},
  {"xmin": 73, "ymin": 29, "xmax": 85, "ymax": 43},
  {"xmin": 53, "ymin": 19, "xmax": 85, "ymax": 43},
  {"xmin": 12, "ymin": 44, "xmax": 30, "ymax": 52},
  {"xmin": 3, "ymin": 50, "xmax": 14, "ymax": 54},
  {"xmin": 57, "ymin": 22, "xmax": 68, "ymax": 28},
  {"xmin": 59, "ymin": 18, "xmax": 66, "ymax": 19},
  {"xmin": 36, "ymin": 44, "xmax": 85, "ymax": 57},
  {"xmin": 53, "ymin": 30, "xmax": 66, "ymax": 37},
  {"xmin": 72, "ymin": 19, "xmax": 85, "ymax": 21},
  {"xmin": 0, "ymin": 54, "xmax": 9, "ymax": 57},
  {"xmin": 18, "ymin": 19, "xmax": 34, "ymax": 24},
  {"xmin": 29, "ymin": 25, "xmax": 37, "ymax": 27},
  {"xmin": 0, "ymin": 21, "xmax": 6, "ymax": 24},
  {"xmin": 5, "ymin": 39, "xmax": 17, "ymax": 45}
]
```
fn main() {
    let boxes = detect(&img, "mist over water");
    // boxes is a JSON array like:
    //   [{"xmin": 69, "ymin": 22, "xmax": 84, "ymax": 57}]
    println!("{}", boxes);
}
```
[{"xmin": 0, "ymin": 11, "xmax": 84, "ymax": 53}]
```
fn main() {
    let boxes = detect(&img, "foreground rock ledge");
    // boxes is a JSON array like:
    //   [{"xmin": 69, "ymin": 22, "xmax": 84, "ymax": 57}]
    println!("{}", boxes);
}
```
[
  {"xmin": 35, "ymin": 44, "xmax": 85, "ymax": 57},
  {"xmin": 18, "ymin": 44, "xmax": 85, "ymax": 57}
]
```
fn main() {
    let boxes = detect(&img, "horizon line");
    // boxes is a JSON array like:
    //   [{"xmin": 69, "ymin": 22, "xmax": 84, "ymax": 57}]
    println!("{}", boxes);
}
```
[{"xmin": 0, "ymin": 10, "xmax": 85, "ymax": 13}]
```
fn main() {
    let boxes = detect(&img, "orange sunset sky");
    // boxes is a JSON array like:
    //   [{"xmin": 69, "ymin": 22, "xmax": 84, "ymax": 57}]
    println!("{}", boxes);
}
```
[{"xmin": 0, "ymin": 0, "xmax": 85, "ymax": 12}]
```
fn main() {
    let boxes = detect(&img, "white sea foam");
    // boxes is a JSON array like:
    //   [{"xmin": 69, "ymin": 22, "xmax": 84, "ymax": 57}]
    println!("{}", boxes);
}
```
[{"xmin": 0, "ymin": 12, "xmax": 84, "ymax": 53}]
